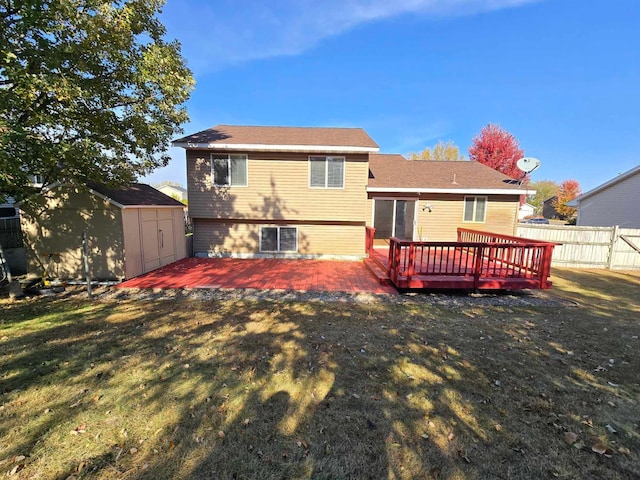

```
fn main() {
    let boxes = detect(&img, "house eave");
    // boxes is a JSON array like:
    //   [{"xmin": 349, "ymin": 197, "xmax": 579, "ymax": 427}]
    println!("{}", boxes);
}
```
[
  {"xmin": 171, "ymin": 142, "xmax": 379, "ymax": 154},
  {"xmin": 572, "ymin": 164, "xmax": 640, "ymax": 203},
  {"xmin": 367, "ymin": 187, "xmax": 535, "ymax": 195}
]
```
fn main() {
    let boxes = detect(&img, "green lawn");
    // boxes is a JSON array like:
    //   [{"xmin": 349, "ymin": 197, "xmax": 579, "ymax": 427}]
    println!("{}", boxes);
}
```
[{"xmin": 0, "ymin": 268, "xmax": 638, "ymax": 479}]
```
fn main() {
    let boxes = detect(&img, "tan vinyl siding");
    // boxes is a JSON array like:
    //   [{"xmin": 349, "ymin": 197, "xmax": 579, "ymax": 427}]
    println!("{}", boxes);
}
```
[
  {"xmin": 20, "ymin": 188, "xmax": 126, "ymax": 279},
  {"xmin": 301, "ymin": 224, "xmax": 364, "ymax": 256},
  {"xmin": 187, "ymin": 150, "xmax": 369, "ymax": 223},
  {"xmin": 367, "ymin": 194, "xmax": 519, "ymax": 241},
  {"xmin": 194, "ymin": 220, "xmax": 365, "ymax": 257},
  {"xmin": 577, "ymin": 171, "xmax": 640, "ymax": 228}
]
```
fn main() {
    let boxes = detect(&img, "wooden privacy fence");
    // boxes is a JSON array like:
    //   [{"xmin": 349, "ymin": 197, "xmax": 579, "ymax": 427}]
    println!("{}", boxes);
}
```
[
  {"xmin": 0, "ymin": 218, "xmax": 23, "ymax": 249},
  {"xmin": 516, "ymin": 225, "xmax": 640, "ymax": 270}
]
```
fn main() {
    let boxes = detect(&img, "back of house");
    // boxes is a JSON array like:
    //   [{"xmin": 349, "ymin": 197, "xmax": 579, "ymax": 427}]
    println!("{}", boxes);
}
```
[
  {"xmin": 173, "ymin": 125, "xmax": 378, "ymax": 258},
  {"xmin": 174, "ymin": 124, "xmax": 532, "ymax": 259}
]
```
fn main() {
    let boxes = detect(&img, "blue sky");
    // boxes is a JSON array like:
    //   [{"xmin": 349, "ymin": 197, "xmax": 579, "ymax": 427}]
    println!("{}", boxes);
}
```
[{"xmin": 142, "ymin": 0, "xmax": 640, "ymax": 193}]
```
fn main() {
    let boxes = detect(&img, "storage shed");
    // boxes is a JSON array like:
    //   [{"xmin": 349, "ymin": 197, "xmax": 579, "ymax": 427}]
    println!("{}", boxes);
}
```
[{"xmin": 20, "ymin": 183, "xmax": 187, "ymax": 281}]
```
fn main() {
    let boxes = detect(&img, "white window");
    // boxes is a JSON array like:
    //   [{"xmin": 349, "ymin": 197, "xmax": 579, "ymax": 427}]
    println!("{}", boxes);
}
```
[
  {"xmin": 260, "ymin": 226, "xmax": 298, "ymax": 252},
  {"xmin": 463, "ymin": 196, "xmax": 487, "ymax": 222},
  {"xmin": 211, "ymin": 154, "xmax": 247, "ymax": 186},
  {"xmin": 309, "ymin": 156, "xmax": 344, "ymax": 188}
]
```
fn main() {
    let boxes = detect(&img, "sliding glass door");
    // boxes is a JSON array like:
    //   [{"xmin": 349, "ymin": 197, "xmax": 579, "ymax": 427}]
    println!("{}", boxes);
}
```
[{"xmin": 373, "ymin": 199, "xmax": 416, "ymax": 240}]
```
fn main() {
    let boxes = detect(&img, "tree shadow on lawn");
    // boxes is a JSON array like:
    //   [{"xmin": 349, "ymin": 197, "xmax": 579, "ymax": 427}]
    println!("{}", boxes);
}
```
[{"xmin": 0, "ymin": 285, "xmax": 638, "ymax": 479}]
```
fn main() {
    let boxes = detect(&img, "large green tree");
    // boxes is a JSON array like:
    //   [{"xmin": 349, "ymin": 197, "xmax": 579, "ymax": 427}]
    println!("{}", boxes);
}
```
[
  {"xmin": 0, "ymin": 0, "xmax": 194, "ymax": 203},
  {"xmin": 528, "ymin": 180, "xmax": 560, "ymax": 214}
]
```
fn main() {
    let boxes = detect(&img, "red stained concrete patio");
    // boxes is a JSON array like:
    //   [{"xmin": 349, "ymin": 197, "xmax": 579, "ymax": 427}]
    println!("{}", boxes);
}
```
[{"xmin": 116, "ymin": 257, "xmax": 398, "ymax": 295}]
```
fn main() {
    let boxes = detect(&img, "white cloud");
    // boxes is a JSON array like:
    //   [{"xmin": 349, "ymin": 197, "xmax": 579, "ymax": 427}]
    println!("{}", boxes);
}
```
[{"xmin": 161, "ymin": 0, "xmax": 542, "ymax": 74}]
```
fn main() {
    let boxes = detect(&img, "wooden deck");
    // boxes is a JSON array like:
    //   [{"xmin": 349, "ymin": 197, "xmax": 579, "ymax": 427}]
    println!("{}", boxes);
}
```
[{"xmin": 366, "ymin": 227, "xmax": 558, "ymax": 291}]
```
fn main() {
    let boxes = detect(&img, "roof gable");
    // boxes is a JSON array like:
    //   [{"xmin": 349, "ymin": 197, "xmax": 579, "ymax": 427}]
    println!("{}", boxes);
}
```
[
  {"xmin": 368, "ymin": 154, "xmax": 533, "ymax": 194},
  {"xmin": 571, "ymin": 164, "xmax": 640, "ymax": 203},
  {"xmin": 173, "ymin": 125, "xmax": 379, "ymax": 153}
]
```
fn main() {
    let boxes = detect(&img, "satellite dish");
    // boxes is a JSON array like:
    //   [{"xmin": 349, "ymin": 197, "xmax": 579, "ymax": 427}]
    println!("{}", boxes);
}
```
[{"xmin": 517, "ymin": 157, "xmax": 541, "ymax": 173}]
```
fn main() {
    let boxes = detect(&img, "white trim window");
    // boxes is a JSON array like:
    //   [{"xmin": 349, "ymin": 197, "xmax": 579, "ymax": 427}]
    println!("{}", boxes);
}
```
[
  {"xmin": 260, "ymin": 226, "xmax": 298, "ymax": 252},
  {"xmin": 211, "ymin": 154, "xmax": 248, "ymax": 186},
  {"xmin": 309, "ymin": 156, "xmax": 345, "ymax": 188},
  {"xmin": 463, "ymin": 196, "xmax": 487, "ymax": 222}
]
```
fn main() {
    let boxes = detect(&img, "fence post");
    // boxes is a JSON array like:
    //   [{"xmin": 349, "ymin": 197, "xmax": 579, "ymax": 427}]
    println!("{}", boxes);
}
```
[{"xmin": 606, "ymin": 225, "xmax": 619, "ymax": 270}]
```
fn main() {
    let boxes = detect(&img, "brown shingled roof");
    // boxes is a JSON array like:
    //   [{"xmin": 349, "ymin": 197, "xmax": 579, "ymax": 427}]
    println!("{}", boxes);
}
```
[
  {"xmin": 90, "ymin": 183, "xmax": 185, "ymax": 207},
  {"xmin": 173, "ymin": 125, "xmax": 379, "ymax": 149},
  {"xmin": 368, "ymin": 154, "xmax": 523, "ymax": 191}
]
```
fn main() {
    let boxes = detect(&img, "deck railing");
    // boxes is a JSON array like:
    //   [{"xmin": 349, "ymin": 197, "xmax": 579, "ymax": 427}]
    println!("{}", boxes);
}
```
[{"xmin": 386, "ymin": 229, "xmax": 558, "ymax": 289}]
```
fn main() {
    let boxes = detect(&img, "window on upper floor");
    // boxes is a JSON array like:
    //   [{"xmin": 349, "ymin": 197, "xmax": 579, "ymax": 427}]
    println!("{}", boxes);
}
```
[
  {"xmin": 211, "ymin": 154, "xmax": 247, "ymax": 186},
  {"xmin": 260, "ymin": 226, "xmax": 298, "ymax": 252},
  {"xmin": 463, "ymin": 196, "xmax": 487, "ymax": 222},
  {"xmin": 309, "ymin": 156, "xmax": 344, "ymax": 188}
]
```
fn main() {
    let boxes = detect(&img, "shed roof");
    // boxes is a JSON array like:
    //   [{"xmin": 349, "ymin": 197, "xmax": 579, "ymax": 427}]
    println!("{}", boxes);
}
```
[
  {"xmin": 90, "ymin": 183, "xmax": 185, "ymax": 208},
  {"xmin": 368, "ymin": 154, "xmax": 533, "ymax": 194},
  {"xmin": 172, "ymin": 125, "xmax": 379, "ymax": 152}
]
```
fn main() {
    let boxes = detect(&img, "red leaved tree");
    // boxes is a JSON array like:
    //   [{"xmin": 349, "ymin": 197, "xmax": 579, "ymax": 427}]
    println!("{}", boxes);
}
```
[
  {"xmin": 468, "ymin": 124, "xmax": 524, "ymax": 179},
  {"xmin": 553, "ymin": 179, "xmax": 581, "ymax": 220}
]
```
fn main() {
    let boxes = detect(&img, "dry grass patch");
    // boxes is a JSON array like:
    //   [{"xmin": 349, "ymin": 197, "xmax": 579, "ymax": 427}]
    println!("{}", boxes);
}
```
[{"xmin": 0, "ymin": 268, "xmax": 638, "ymax": 479}]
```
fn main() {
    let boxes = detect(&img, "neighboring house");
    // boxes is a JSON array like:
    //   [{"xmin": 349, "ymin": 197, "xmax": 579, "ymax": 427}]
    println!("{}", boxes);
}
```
[
  {"xmin": 568, "ymin": 164, "xmax": 640, "ymax": 228},
  {"xmin": 542, "ymin": 196, "xmax": 560, "ymax": 219},
  {"xmin": 157, "ymin": 184, "xmax": 188, "ymax": 203},
  {"xmin": 20, "ymin": 183, "xmax": 187, "ymax": 280},
  {"xmin": 518, "ymin": 202, "xmax": 535, "ymax": 220},
  {"xmin": 173, "ymin": 125, "xmax": 533, "ymax": 259}
]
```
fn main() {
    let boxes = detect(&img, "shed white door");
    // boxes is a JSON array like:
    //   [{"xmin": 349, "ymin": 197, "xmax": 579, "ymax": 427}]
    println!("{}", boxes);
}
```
[
  {"xmin": 158, "ymin": 216, "xmax": 176, "ymax": 266},
  {"xmin": 141, "ymin": 210, "xmax": 177, "ymax": 273}
]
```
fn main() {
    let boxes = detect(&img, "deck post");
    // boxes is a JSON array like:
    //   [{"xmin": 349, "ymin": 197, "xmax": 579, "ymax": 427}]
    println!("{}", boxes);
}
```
[
  {"xmin": 407, "ymin": 243, "xmax": 415, "ymax": 282},
  {"xmin": 538, "ymin": 244, "xmax": 554, "ymax": 288},
  {"xmin": 473, "ymin": 245, "xmax": 484, "ymax": 289},
  {"xmin": 365, "ymin": 226, "xmax": 375, "ymax": 256}
]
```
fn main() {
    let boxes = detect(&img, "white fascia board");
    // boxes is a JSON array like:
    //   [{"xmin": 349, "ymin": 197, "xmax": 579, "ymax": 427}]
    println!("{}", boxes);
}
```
[
  {"xmin": 88, "ymin": 188, "xmax": 125, "ymax": 209},
  {"xmin": 367, "ymin": 187, "xmax": 536, "ymax": 195},
  {"xmin": 572, "ymin": 163, "xmax": 640, "ymax": 202},
  {"xmin": 171, "ymin": 142, "xmax": 379, "ymax": 153}
]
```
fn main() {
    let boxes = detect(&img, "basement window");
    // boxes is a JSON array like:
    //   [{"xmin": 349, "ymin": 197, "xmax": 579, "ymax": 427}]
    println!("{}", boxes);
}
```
[{"xmin": 260, "ymin": 226, "xmax": 298, "ymax": 252}]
